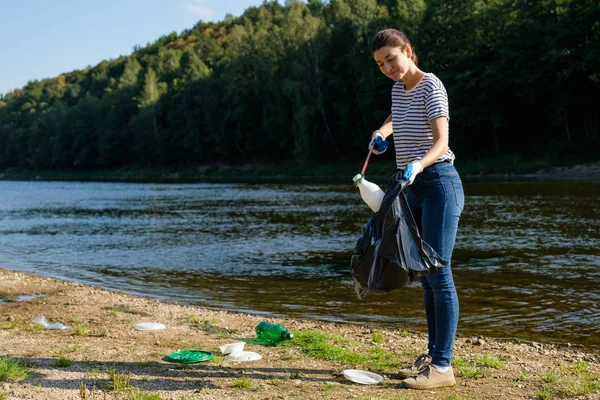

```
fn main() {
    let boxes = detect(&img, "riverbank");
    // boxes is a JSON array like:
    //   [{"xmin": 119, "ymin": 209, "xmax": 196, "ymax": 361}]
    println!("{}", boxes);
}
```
[
  {"xmin": 1, "ymin": 269, "xmax": 599, "ymax": 400},
  {"xmin": 1, "ymin": 158, "xmax": 599, "ymax": 183}
]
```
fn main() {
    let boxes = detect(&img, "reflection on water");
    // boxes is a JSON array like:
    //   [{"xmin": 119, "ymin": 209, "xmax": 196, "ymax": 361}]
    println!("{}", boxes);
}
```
[{"xmin": 0, "ymin": 179, "xmax": 599, "ymax": 350}]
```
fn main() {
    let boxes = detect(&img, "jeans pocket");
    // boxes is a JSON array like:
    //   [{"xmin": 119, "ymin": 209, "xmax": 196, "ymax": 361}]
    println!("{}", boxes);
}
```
[
  {"xmin": 451, "ymin": 179, "xmax": 465, "ymax": 213},
  {"xmin": 416, "ymin": 170, "xmax": 440, "ymax": 184}
]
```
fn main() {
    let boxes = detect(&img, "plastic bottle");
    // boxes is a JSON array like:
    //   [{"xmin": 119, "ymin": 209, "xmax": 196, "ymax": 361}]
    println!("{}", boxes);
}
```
[
  {"xmin": 255, "ymin": 321, "xmax": 294, "ymax": 344},
  {"xmin": 353, "ymin": 174, "xmax": 384, "ymax": 212}
]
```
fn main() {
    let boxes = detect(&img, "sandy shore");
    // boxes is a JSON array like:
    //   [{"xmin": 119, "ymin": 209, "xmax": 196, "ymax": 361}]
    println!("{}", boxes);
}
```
[{"xmin": 0, "ymin": 268, "xmax": 598, "ymax": 400}]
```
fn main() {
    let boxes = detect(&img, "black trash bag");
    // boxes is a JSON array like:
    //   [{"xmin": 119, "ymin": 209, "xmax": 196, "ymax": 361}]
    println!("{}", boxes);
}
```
[{"xmin": 350, "ymin": 172, "xmax": 447, "ymax": 300}]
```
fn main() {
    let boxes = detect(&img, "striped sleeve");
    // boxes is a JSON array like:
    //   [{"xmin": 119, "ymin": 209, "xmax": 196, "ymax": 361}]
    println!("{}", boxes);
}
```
[{"xmin": 424, "ymin": 80, "xmax": 449, "ymax": 122}]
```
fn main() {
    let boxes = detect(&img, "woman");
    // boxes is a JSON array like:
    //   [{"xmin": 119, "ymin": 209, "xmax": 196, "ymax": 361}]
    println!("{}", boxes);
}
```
[{"xmin": 369, "ymin": 28, "xmax": 465, "ymax": 390}]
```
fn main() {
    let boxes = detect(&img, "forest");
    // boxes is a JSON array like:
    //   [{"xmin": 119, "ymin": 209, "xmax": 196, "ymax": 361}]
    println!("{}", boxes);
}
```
[{"xmin": 0, "ymin": 0, "xmax": 598, "ymax": 174}]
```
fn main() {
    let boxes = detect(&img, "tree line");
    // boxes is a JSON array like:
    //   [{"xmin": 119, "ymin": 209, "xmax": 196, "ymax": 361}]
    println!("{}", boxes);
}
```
[{"xmin": 0, "ymin": 0, "xmax": 598, "ymax": 171}]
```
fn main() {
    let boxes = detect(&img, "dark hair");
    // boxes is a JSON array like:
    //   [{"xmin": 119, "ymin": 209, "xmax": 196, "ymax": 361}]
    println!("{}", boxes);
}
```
[{"xmin": 371, "ymin": 29, "xmax": 418, "ymax": 66}]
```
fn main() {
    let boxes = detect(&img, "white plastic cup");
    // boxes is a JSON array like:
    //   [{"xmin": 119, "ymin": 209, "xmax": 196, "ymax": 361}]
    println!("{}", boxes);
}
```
[{"xmin": 219, "ymin": 342, "xmax": 245, "ymax": 355}]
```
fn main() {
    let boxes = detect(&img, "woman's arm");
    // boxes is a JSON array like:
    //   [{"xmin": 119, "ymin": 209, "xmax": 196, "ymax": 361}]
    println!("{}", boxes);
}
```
[
  {"xmin": 419, "ymin": 116, "xmax": 449, "ymax": 168},
  {"xmin": 374, "ymin": 114, "xmax": 393, "ymax": 139}
]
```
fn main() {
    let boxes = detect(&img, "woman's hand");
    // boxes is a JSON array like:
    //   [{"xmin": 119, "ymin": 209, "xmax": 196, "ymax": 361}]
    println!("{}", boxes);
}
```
[
  {"xmin": 402, "ymin": 161, "xmax": 423, "ymax": 184},
  {"xmin": 369, "ymin": 131, "xmax": 389, "ymax": 155}
]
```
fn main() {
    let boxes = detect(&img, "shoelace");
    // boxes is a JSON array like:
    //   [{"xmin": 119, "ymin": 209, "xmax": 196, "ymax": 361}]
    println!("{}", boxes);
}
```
[{"xmin": 413, "ymin": 353, "xmax": 431, "ymax": 369}]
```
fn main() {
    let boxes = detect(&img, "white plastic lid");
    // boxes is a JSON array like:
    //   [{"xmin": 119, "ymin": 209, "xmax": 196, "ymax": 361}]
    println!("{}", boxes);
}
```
[{"xmin": 134, "ymin": 322, "xmax": 166, "ymax": 331}]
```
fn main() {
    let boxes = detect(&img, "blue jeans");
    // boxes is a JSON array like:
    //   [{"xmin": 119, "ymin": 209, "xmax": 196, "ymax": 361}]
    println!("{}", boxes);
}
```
[{"xmin": 402, "ymin": 162, "xmax": 464, "ymax": 367}]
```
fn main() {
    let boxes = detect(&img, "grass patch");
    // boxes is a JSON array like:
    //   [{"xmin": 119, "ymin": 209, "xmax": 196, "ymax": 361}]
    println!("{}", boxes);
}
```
[
  {"xmin": 574, "ymin": 360, "xmax": 589, "ymax": 374},
  {"xmin": 57, "ymin": 344, "xmax": 79, "ymax": 357},
  {"xmin": 560, "ymin": 380, "xmax": 599, "ymax": 397},
  {"xmin": 320, "ymin": 382, "xmax": 338, "ymax": 392},
  {"xmin": 210, "ymin": 355, "xmax": 225, "ymax": 364},
  {"xmin": 1, "ymin": 320, "xmax": 18, "ymax": 329},
  {"xmin": 268, "ymin": 378, "xmax": 283, "ymax": 386},
  {"xmin": 0, "ymin": 393, "xmax": 7, "ymax": 400},
  {"xmin": 555, "ymin": 373, "xmax": 600, "ymax": 397},
  {"xmin": 78, "ymin": 383, "xmax": 101, "ymax": 400},
  {"xmin": 106, "ymin": 369, "xmax": 131, "ymax": 393},
  {"xmin": 187, "ymin": 315, "xmax": 200, "ymax": 324},
  {"xmin": 451, "ymin": 357, "xmax": 470, "ymax": 367},
  {"xmin": 532, "ymin": 360, "xmax": 600, "ymax": 398},
  {"xmin": 534, "ymin": 387, "xmax": 554, "ymax": 400},
  {"xmin": 55, "ymin": 357, "xmax": 73, "ymax": 367},
  {"xmin": 129, "ymin": 390, "xmax": 162, "ymax": 400},
  {"xmin": 517, "ymin": 370, "xmax": 528, "ymax": 381},
  {"xmin": 475, "ymin": 355, "xmax": 505, "ymax": 369},
  {"xmin": 453, "ymin": 354, "xmax": 504, "ymax": 378},
  {"xmin": 96, "ymin": 328, "xmax": 108, "ymax": 337},
  {"xmin": 371, "ymin": 332, "xmax": 384, "ymax": 344},
  {"xmin": 459, "ymin": 366, "xmax": 484, "ymax": 378},
  {"xmin": 231, "ymin": 377, "xmax": 252, "ymax": 388},
  {"xmin": 84, "ymin": 368, "xmax": 101, "ymax": 379},
  {"xmin": 0, "ymin": 358, "xmax": 30, "ymax": 381},
  {"xmin": 74, "ymin": 325, "xmax": 89, "ymax": 335},
  {"xmin": 68, "ymin": 344, "xmax": 80, "ymax": 352},
  {"xmin": 281, "ymin": 330, "xmax": 403, "ymax": 371},
  {"xmin": 540, "ymin": 372, "xmax": 558, "ymax": 383},
  {"xmin": 28, "ymin": 323, "xmax": 45, "ymax": 331}
]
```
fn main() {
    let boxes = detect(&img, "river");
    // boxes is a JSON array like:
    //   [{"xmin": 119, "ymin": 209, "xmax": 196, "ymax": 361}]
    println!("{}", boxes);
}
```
[{"xmin": 0, "ymin": 179, "xmax": 598, "ymax": 350}]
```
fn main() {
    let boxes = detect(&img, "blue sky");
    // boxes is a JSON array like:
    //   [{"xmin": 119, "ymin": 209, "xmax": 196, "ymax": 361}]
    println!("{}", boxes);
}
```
[{"xmin": 0, "ymin": 0, "xmax": 275, "ymax": 96}]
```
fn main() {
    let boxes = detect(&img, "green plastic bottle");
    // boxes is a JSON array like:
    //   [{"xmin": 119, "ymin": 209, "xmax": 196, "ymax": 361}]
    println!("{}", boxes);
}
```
[{"xmin": 255, "ymin": 321, "xmax": 294, "ymax": 344}]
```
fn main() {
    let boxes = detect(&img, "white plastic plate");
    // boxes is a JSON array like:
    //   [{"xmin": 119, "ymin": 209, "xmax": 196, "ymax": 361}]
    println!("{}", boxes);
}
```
[
  {"xmin": 224, "ymin": 351, "xmax": 262, "ymax": 361},
  {"xmin": 134, "ymin": 322, "xmax": 166, "ymax": 331},
  {"xmin": 342, "ymin": 369, "xmax": 384, "ymax": 385}
]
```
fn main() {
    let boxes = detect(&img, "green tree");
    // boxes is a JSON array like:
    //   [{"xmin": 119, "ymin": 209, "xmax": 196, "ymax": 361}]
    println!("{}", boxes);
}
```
[
  {"xmin": 97, "ymin": 57, "xmax": 142, "ymax": 168},
  {"xmin": 131, "ymin": 67, "xmax": 167, "ymax": 165}
]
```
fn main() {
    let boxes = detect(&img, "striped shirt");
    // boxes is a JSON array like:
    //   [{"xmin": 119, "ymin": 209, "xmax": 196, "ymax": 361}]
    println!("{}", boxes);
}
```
[{"xmin": 391, "ymin": 73, "xmax": 455, "ymax": 169}]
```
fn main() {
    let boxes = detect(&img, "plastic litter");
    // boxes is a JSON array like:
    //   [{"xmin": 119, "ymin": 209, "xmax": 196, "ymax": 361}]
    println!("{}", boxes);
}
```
[
  {"xmin": 219, "ymin": 342, "xmax": 245, "ymax": 355},
  {"xmin": 342, "ymin": 369, "xmax": 384, "ymax": 385},
  {"xmin": 255, "ymin": 321, "xmax": 293, "ymax": 344},
  {"xmin": 32, "ymin": 315, "xmax": 71, "ymax": 330},
  {"xmin": 350, "ymin": 172, "xmax": 447, "ymax": 300},
  {"xmin": 134, "ymin": 322, "xmax": 166, "ymax": 331},
  {"xmin": 353, "ymin": 174, "xmax": 385, "ymax": 212},
  {"xmin": 224, "ymin": 351, "xmax": 262, "ymax": 362},
  {"xmin": 165, "ymin": 350, "xmax": 214, "ymax": 364}
]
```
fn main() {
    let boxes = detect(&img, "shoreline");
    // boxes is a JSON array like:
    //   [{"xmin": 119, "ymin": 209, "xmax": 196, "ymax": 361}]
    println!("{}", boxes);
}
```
[
  {"xmin": 1, "ymin": 160, "xmax": 599, "ymax": 184},
  {"xmin": 1, "ymin": 268, "xmax": 599, "ymax": 400}
]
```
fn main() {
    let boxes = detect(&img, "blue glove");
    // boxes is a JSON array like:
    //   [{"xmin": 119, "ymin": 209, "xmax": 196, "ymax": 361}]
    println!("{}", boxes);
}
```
[
  {"xmin": 369, "ymin": 131, "xmax": 388, "ymax": 155},
  {"xmin": 402, "ymin": 161, "xmax": 423, "ymax": 185}
]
